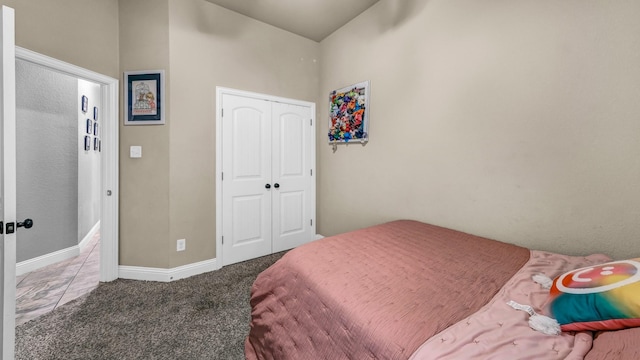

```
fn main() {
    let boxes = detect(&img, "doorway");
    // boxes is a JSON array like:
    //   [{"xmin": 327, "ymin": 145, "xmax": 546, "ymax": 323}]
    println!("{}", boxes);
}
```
[
  {"xmin": 13, "ymin": 59, "xmax": 102, "ymax": 324},
  {"xmin": 12, "ymin": 48, "xmax": 119, "ymax": 285}
]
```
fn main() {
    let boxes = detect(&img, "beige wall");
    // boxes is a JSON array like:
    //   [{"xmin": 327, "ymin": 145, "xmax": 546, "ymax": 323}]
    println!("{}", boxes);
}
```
[
  {"xmin": 118, "ymin": 0, "xmax": 171, "ymax": 267},
  {"xmin": 8, "ymin": 0, "xmax": 639, "ymax": 268},
  {"xmin": 1, "ymin": 0, "xmax": 119, "ymax": 78},
  {"xmin": 318, "ymin": 0, "xmax": 640, "ymax": 260},
  {"xmin": 166, "ymin": 0, "xmax": 320, "ymax": 267}
]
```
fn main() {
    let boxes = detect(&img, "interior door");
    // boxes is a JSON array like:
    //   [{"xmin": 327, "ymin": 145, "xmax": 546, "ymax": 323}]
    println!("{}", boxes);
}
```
[
  {"xmin": 0, "ymin": 5, "xmax": 16, "ymax": 359},
  {"xmin": 271, "ymin": 102, "xmax": 313, "ymax": 252},
  {"xmin": 221, "ymin": 94, "xmax": 272, "ymax": 265}
]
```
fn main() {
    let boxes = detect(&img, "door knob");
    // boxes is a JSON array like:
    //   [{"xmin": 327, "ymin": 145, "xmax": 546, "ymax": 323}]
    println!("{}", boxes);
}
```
[
  {"xmin": 274, "ymin": 183, "xmax": 280, "ymax": 189},
  {"xmin": 17, "ymin": 218, "xmax": 33, "ymax": 229},
  {"xmin": 265, "ymin": 184, "xmax": 271, "ymax": 189}
]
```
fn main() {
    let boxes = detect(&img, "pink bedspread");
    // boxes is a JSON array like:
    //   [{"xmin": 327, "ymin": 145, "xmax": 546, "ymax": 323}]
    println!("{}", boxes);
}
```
[
  {"xmin": 586, "ymin": 327, "xmax": 640, "ymax": 360},
  {"xmin": 409, "ymin": 250, "xmax": 611, "ymax": 360},
  {"xmin": 245, "ymin": 220, "xmax": 530, "ymax": 360}
]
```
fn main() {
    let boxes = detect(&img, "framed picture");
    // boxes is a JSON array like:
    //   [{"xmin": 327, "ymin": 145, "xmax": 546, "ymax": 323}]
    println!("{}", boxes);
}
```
[
  {"xmin": 94, "ymin": 137, "xmax": 99, "ymax": 151},
  {"xmin": 328, "ymin": 80, "xmax": 370, "ymax": 144},
  {"xmin": 99, "ymin": 139, "xmax": 102, "ymax": 152},
  {"xmin": 93, "ymin": 106, "xmax": 98, "ymax": 121},
  {"xmin": 86, "ymin": 119, "xmax": 92, "ymax": 134},
  {"xmin": 93, "ymin": 122, "xmax": 99, "ymax": 137},
  {"xmin": 124, "ymin": 70, "xmax": 165, "ymax": 125},
  {"xmin": 81, "ymin": 95, "xmax": 88, "ymax": 113},
  {"xmin": 84, "ymin": 135, "xmax": 91, "ymax": 151}
]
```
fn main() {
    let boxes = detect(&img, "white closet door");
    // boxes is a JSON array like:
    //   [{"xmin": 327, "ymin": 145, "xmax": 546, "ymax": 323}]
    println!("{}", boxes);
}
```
[
  {"xmin": 271, "ymin": 102, "xmax": 313, "ymax": 252},
  {"xmin": 221, "ymin": 94, "xmax": 272, "ymax": 265}
]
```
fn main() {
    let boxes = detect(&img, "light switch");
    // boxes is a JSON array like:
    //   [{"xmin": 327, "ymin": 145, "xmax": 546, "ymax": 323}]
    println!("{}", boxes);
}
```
[{"xmin": 130, "ymin": 146, "xmax": 142, "ymax": 158}]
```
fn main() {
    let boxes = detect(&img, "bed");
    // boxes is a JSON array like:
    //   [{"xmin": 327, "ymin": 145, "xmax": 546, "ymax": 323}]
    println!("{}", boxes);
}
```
[{"xmin": 244, "ymin": 220, "xmax": 640, "ymax": 359}]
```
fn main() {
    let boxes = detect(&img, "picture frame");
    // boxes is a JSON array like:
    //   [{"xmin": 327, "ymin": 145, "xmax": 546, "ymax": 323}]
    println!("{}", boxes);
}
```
[
  {"xmin": 86, "ymin": 119, "xmax": 92, "ymax": 134},
  {"xmin": 94, "ymin": 137, "xmax": 99, "ymax": 151},
  {"xmin": 124, "ymin": 70, "xmax": 165, "ymax": 125},
  {"xmin": 93, "ymin": 122, "xmax": 99, "ymax": 137},
  {"xmin": 93, "ymin": 106, "xmax": 98, "ymax": 121},
  {"xmin": 328, "ymin": 80, "xmax": 370, "ymax": 144},
  {"xmin": 84, "ymin": 135, "xmax": 91, "ymax": 151},
  {"xmin": 81, "ymin": 95, "xmax": 88, "ymax": 113}
]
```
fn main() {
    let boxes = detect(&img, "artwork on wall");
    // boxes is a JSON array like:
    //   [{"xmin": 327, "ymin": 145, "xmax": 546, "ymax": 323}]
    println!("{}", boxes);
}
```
[
  {"xmin": 93, "ymin": 106, "xmax": 98, "ymax": 121},
  {"xmin": 124, "ymin": 70, "xmax": 165, "ymax": 125},
  {"xmin": 81, "ymin": 95, "xmax": 88, "ymax": 113},
  {"xmin": 328, "ymin": 80, "xmax": 370, "ymax": 149},
  {"xmin": 86, "ymin": 119, "xmax": 92, "ymax": 134},
  {"xmin": 94, "ymin": 137, "xmax": 99, "ymax": 151},
  {"xmin": 93, "ymin": 123, "xmax": 99, "ymax": 137},
  {"xmin": 84, "ymin": 135, "xmax": 91, "ymax": 151}
]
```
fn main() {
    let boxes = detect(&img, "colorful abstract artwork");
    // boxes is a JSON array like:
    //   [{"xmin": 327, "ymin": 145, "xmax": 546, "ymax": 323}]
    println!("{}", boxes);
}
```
[{"xmin": 328, "ymin": 81, "xmax": 369, "ymax": 143}]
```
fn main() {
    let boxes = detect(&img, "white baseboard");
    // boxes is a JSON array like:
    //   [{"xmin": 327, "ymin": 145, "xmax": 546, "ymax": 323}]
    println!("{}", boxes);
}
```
[
  {"xmin": 80, "ymin": 220, "xmax": 101, "ymax": 252},
  {"xmin": 117, "ymin": 235, "xmax": 326, "ymax": 282},
  {"xmin": 118, "ymin": 258, "xmax": 218, "ymax": 283},
  {"xmin": 17, "ymin": 246, "xmax": 78, "ymax": 276},
  {"xmin": 16, "ymin": 220, "xmax": 101, "ymax": 276}
]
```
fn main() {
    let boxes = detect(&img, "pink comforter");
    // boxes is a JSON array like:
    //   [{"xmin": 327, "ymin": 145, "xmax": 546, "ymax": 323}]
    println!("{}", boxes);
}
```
[
  {"xmin": 245, "ymin": 220, "xmax": 530, "ymax": 360},
  {"xmin": 586, "ymin": 327, "xmax": 640, "ymax": 360},
  {"xmin": 409, "ymin": 250, "xmax": 611, "ymax": 359}
]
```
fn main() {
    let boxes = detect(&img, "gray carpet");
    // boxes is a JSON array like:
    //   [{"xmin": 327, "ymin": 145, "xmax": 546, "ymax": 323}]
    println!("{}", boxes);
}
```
[{"xmin": 15, "ymin": 252, "xmax": 285, "ymax": 360}]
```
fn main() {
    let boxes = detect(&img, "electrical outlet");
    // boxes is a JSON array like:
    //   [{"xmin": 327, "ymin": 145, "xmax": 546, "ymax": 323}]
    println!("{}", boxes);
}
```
[{"xmin": 177, "ymin": 239, "xmax": 186, "ymax": 252}]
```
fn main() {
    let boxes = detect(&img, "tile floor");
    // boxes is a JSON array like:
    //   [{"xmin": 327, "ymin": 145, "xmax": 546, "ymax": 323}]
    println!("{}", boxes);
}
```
[{"xmin": 15, "ymin": 232, "xmax": 101, "ymax": 326}]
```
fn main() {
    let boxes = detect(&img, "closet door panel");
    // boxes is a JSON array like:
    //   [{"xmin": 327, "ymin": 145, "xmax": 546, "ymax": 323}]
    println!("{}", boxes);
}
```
[
  {"xmin": 272, "ymin": 102, "xmax": 313, "ymax": 252},
  {"xmin": 278, "ymin": 191, "xmax": 304, "ymax": 234},
  {"xmin": 221, "ymin": 94, "xmax": 272, "ymax": 265},
  {"xmin": 231, "ymin": 108, "xmax": 264, "ymax": 179},
  {"xmin": 279, "ymin": 115, "xmax": 304, "ymax": 177}
]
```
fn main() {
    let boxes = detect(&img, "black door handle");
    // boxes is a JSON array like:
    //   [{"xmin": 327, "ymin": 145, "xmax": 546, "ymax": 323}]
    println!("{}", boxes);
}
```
[
  {"xmin": 17, "ymin": 218, "xmax": 33, "ymax": 229},
  {"xmin": 274, "ymin": 183, "xmax": 280, "ymax": 189},
  {"xmin": 265, "ymin": 184, "xmax": 271, "ymax": 189}
]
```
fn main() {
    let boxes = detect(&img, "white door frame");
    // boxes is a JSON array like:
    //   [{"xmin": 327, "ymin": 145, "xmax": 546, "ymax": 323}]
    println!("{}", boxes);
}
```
[
  {"xmin": 15, "ymin": 47, "xmax": 119, "ymax": 282},
  {"xmin": 215, "ymin": 87, "xmax": 316, "ymax": 268}
]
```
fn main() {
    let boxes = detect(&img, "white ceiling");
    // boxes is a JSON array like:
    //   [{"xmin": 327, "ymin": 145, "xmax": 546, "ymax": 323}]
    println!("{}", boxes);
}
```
[{"xmin": 204, "ymin": 0, "xmax": 380, "ymax": 42}]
